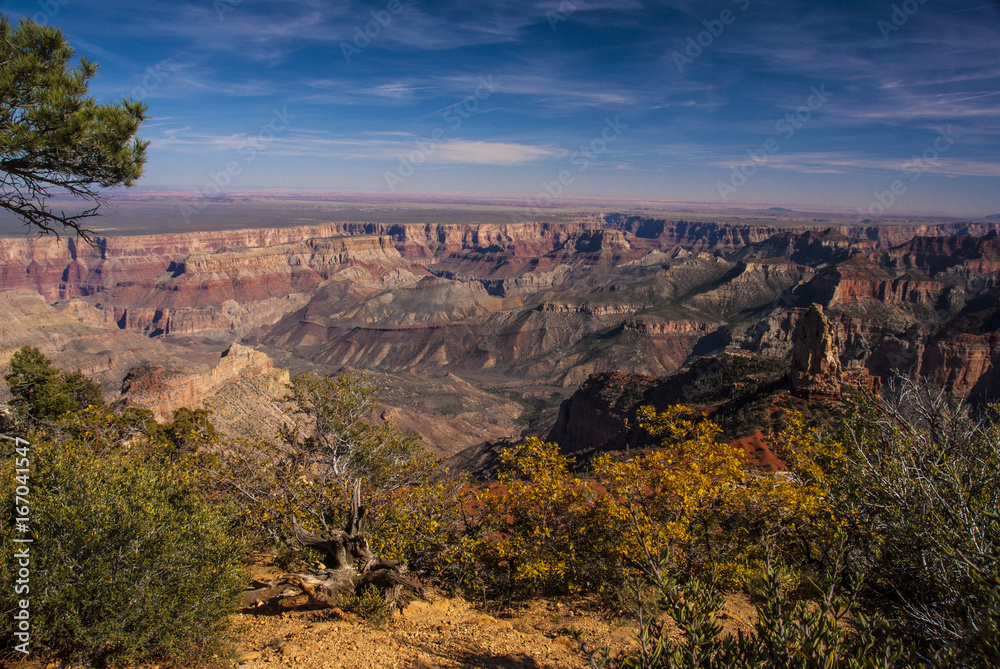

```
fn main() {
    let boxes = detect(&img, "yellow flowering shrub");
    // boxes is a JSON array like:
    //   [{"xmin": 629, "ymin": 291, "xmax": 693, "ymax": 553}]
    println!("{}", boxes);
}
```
[
  {"xmin": 593, "ymin": 405, "xmax": 751, "ymax": 587},
  {"xmin": 367, "ymin": 476, "xmax": 477, "ymax": 583},
  {"xmin": 463, "ymin": 406, "xmax": 839, "ymax": 598},
  {"xmin": 468, "ymin": 438, "xmax": 597, "ymax": 597},
  {"xmin": 764, "ymin": 410, "xmax": 845, "ymax": 566}
]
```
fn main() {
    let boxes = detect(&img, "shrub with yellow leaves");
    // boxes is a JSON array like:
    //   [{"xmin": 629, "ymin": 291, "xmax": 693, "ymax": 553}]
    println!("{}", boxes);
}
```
[
  {"xmin": 465, "ymin": 437, "xmax": 598, "ymax": 599},
  {"xmin": 763, "ymin": 409, "xmax": 846, "ymax": 569},
  {"xmin": 464, "ymin": 405, "xmax": 841, "ymax": 600},
  {"xmin": 593, "ymin": 405, "xmax": 752, "ymax": 589},
  {"xmin": 366, "ymin": 475, "xmax": 477, "ymax": 584}
]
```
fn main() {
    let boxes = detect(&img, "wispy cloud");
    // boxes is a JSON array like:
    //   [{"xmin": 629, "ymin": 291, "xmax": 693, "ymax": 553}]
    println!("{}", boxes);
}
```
[
  {"xmin": 147, "ymin": 128, "xmax": 560, "ymax": 166},
  {"xmin": 433, "ymin": 140, "xmax": 561, "ymax": 165}
]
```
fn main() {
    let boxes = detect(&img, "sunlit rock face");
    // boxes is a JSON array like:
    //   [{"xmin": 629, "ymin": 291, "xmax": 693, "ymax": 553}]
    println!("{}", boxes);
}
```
[
  {"xmin": 118, "ymin": 343, "xmax": 275, "ymax": 421},
  {"xmin": 790, "ymin": 304, "xmax": 843, "ymax": 398}
]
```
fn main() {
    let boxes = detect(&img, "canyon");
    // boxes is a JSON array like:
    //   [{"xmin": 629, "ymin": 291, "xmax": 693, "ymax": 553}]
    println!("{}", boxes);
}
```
[{"xmin": 0, "ymin": 210, "xmax": 997, "ymax": 456}]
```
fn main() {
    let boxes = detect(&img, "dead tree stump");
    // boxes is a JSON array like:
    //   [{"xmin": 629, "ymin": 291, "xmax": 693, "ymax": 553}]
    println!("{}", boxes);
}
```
[{"xmin": 241, "ymin": 480, "xmax": 423, "ymax": 613}]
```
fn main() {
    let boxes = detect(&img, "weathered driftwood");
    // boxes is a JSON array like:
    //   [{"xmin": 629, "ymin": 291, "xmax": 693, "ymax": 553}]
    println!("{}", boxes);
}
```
[{"xmin": 242, "ymin": 481, "xmax": 423, "ymax": 613}]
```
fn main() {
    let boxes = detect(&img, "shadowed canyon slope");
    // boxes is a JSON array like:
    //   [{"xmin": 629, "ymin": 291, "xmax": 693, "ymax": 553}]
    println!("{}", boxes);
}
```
[{"xmin": 1, "ymin": 215, "xmax": 998, "ymax": 454}]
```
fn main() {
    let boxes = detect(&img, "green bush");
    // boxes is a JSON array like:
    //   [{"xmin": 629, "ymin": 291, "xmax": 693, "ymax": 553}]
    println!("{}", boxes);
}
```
[
  {"xmin": 825, "ymin": 382, "xmax": 1000, "ymax": 662},
  {"xmin": 3, "ymin": 347, "xmax": 105, "ymax": 426},
  {"xmin": 337, "ymin": 588, "xmax": 391, "ymax": 625},
  {"xmin": 0, "ymin": 423, "xmax": 247, "ymax": 666},
  {"xmin": 576, "ymin": 551, "xmax": 908, "ymax": 669},
  {"xmin": 210, "ymin": 371, "xmax": 440, "ymax": 550}
]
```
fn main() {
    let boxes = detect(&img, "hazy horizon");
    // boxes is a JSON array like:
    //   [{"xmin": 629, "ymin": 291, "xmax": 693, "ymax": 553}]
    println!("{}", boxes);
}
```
[{"xmin": 3, "ymin": 0, "xmax": 1000, "ymax": 218}]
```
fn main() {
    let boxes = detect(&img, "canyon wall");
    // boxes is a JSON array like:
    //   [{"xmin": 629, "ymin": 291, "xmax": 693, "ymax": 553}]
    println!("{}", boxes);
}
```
[
  {"xmin": 119, "ymin": 343, "xmax": 276, "ymax": 420},
  {"xmin": 604, "ymin": 215, "xmax": 999, "ymax": 251},
  {"xmin": 1, "ymin": 214, "xmax": 998, "ymax": 439}
]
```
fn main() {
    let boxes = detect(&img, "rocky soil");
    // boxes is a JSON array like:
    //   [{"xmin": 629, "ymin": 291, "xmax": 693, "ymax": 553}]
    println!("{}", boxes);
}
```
[
  {"xmin": 230, "ymin": 566, "xmax": 757, "ymax": 669},
  {"xmin": 221, "ymin": 555, "xmax": 760, "ymax": 669},
  {"xmin": 234, "ymin": 593, "xmax": 598, "ymax": 669},
  {"xmin": 0, "ymin": 588, "xmax": 756, "ymax": 669}
]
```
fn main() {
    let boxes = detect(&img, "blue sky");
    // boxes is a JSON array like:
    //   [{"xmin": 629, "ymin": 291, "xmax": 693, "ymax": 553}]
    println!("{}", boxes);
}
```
[{"xmin": 5, "ymin": 0, "xmax": 1000, "ymax": 216}]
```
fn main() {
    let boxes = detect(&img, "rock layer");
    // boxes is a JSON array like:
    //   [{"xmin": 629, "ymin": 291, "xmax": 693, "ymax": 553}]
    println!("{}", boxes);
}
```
[
  {"xmin": 2, "ymin": 214, "xmax": 999, "ymax": 442},
  {"xmin": 119, "ymin": 343, "xmax": 275, "ymax": 420}
]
